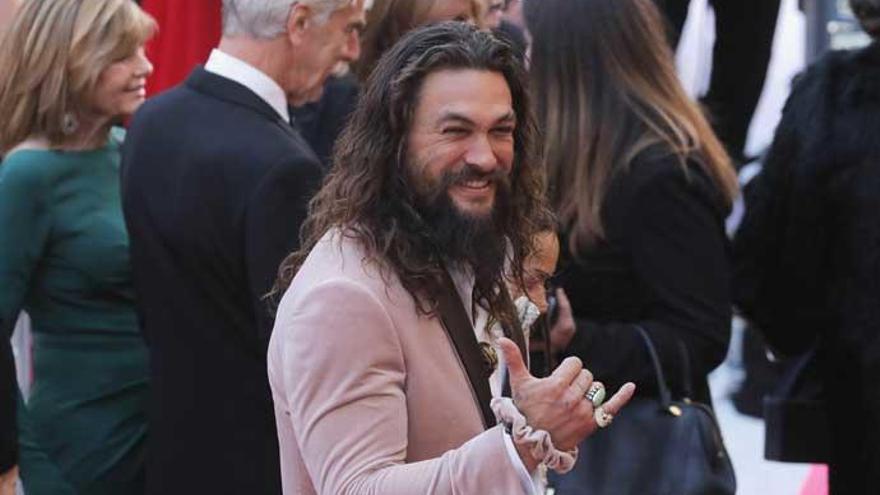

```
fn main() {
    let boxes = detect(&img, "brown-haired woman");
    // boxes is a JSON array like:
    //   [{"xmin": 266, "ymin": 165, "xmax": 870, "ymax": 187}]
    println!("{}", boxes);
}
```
[
  {"xmin": 526, "ymin": 0, "xmax": 738, "ymax": 488},
  {"xmin": 0, "ymin": 1, "xmax": 154, "ymax": 493}
]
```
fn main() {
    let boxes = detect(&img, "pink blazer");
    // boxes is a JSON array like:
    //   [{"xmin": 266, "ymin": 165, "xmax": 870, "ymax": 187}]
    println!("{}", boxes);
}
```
[{"xmin": 268, "ymin": 231, "xmax": 528, "ymax": 494}]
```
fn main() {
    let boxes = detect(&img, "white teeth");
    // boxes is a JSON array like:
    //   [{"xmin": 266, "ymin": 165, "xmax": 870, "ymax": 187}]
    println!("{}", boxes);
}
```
[{"xmin": 461, "ymin": 180, "xmax": 489, "ymax": 189}]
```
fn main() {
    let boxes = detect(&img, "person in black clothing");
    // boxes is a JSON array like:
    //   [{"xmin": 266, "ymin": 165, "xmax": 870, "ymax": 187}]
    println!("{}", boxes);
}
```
[
  {"xmin": 526, "ymin": 0, "xmax": 738, "ymax": 485},
  {"xmin": 733, "ymin": 1, "xmax": 880, "ymax": 491},
  {"xmin": 120, "ymin": 1, "xmax": 367, "ymax": 493},
  {"xmin": 656, "ymin": 0, "xmax": 783, "ymax": 418},
  {"xmin": 655, "ymin": 0, "xmax": 781, "ymax": 165}
]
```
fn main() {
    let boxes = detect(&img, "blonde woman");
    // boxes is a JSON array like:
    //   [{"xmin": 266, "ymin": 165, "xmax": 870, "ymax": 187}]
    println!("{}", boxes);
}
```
[{"xmin": 0, "ymin": 1, "xmax": 154, "ymax": 493}]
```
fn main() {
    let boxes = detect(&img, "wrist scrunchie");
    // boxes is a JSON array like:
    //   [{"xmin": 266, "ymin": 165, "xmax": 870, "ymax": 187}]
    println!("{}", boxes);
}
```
[{"xmin": 491, "ymin": 397, "xmax": 579, "ymax": 473}]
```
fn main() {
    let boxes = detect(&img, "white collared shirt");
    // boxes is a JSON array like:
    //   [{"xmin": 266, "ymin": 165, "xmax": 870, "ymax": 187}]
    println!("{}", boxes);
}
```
[{"xmin": 204, "ymin": 49, "xmax": 290, "ymax": 123}]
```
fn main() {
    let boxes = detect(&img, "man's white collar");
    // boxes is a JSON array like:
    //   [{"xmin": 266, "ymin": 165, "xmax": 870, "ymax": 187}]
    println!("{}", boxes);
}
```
[{"xmin": 204, "ymin": 49, "xmax": 290, "ymax": 123}]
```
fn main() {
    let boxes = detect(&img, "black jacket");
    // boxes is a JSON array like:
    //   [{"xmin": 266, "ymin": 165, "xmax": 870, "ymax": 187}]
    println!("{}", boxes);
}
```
[
  {"xmin": 121, "ymin": 68, "xmax": 322, "ymax": 495},
  {"xmin": 557, "ymin": 150, "xmax": 732, "ymax": 405},
  {"xmin": 733, "ymin": 42, "xmax": 880, "ymax": 493}
]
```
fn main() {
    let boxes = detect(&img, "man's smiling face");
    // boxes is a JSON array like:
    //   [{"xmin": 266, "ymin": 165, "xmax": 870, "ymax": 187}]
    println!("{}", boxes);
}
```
[{"xmin": 405, "ymin": 68, "xmax": 516, "ymax": 221}]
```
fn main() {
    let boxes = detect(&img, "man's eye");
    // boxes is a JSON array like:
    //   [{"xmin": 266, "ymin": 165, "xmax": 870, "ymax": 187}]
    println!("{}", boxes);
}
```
[
  {"xmin": 442, "ymin": 127, "xmax": 468, "ymax": 135},
  {"xmin": 492, "ymin": 126, "xmax": 515, "ymax": 136}
]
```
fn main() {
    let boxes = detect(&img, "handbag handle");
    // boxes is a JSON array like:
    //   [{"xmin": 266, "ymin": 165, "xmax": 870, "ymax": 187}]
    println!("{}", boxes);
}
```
[{"xmin": 632, "ymin": 325, "xmax": 695, "ymax": 416}]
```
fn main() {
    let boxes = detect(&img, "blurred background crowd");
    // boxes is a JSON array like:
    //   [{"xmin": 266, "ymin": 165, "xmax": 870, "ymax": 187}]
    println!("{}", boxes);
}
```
[{"xmin": 1, "ymin": 0, "xmax": 879, "ymax": 494}]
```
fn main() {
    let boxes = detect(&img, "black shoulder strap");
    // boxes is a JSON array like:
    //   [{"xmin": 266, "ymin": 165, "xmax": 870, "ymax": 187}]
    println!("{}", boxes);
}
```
[{"xmin": 435, "ymin": 268, "xmax": 497, "ymax": 429}]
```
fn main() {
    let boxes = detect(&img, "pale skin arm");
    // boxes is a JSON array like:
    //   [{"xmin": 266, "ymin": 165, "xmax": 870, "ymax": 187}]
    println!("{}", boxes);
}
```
[{"xmin": 0, "ymin": 466, "xmax": 17, "ymax": 495}]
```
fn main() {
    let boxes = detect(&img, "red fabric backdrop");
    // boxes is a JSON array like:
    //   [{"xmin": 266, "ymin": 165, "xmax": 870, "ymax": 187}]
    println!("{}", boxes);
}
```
[{"xmin": 143, "ymin": 0, "xmax": 223, "ymax": 97}]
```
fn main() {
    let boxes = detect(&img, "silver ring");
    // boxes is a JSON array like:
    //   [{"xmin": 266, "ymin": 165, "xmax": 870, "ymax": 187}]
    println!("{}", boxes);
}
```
[
  {"xmin": 594, "ymin": 406, "xmax": 614, "ymax": 428},
  {"xmin": 584, "ymin": 383, "xmax": 606, "ymax": 408}
]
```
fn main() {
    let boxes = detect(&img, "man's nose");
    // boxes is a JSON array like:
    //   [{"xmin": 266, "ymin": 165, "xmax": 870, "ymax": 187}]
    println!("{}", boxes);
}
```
[
  {"xmin": 464, "ymin": 134, "xmax": 499, "ymax": 173},
  {"xmin": 342, "ymin": 32, "xmax": 361, "ymax": 62}
]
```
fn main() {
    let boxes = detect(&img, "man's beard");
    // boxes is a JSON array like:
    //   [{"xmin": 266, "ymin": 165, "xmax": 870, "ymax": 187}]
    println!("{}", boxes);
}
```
[{"xmin": 412, "ymin": 165, "xmax": 512, "ymax": 277}]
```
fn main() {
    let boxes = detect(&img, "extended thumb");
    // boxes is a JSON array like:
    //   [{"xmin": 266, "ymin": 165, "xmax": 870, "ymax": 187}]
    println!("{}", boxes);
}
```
[{"xmin": 497, "ymin": 337, "xmax": 528, "ymax": 380}]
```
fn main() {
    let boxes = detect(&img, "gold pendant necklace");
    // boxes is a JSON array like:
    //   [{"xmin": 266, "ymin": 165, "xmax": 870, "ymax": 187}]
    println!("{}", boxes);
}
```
[{"xmin": 479, "ymin": 341, "xmax": 499, "ymax": 374}]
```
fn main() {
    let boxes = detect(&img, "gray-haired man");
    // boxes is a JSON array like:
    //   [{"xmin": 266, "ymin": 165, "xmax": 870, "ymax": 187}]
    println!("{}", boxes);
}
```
[{"xmin": 121, "ymin": 1, "xmax": 367, "ymax": 494}]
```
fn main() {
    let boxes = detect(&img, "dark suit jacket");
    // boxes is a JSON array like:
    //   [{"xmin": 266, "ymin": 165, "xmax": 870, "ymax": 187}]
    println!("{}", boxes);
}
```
[
  {"xmin": 556, "ymin": 150, "xmax": 732, "ymax": 405},
  {"xmin": 121, "ymin": 67, "xmax": 323, "ymax": 495}
]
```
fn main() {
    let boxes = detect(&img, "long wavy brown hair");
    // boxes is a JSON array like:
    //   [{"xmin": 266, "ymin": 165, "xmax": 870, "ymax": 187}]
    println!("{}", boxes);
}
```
[
  {"xmin": 526, "ymin": 0, "xmax": 738, "ymax": 253},
  {"xmin": 274, "ymin": 22, "xmax": 548, "ymax": 327}
]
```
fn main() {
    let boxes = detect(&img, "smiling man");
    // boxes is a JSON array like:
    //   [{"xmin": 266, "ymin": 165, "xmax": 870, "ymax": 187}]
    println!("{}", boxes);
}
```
[
  {"xmin": 120, "ymin": 1, "xmax": 367, "ymax": 494},
  {"xmin": 267, "ymin": 23, "xmax": 634, "ymax": 494}
]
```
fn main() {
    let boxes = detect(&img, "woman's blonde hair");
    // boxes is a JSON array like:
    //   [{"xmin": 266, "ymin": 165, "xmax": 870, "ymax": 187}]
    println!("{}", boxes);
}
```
[
  {"xmin": 527, "ymin": 0, "xmax": 739, "ymax": 251},
  {"xmin": 0, "ymin": 0, "xmax": 156, "ymax": 152}
]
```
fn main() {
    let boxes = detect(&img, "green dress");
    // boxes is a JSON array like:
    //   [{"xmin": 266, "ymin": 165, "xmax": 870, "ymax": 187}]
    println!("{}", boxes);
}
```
[{"xmin": 0, "ymin": 130, "xmax": 148, "ymax": 494}]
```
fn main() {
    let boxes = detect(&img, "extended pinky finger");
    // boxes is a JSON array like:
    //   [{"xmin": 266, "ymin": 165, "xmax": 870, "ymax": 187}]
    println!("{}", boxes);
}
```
[{"xmin": 601, "ymin": 382, "xmax": 636, "ymax": 415}]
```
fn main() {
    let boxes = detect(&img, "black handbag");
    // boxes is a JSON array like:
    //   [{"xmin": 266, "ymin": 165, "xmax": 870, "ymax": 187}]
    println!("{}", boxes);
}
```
[
  {"xmin": 551, "ymin": 325, "xmax": 736, "ymax": 495},
  {"xmin": 763, "ymin": 346, "xmax": 829, "ymax": 463}
]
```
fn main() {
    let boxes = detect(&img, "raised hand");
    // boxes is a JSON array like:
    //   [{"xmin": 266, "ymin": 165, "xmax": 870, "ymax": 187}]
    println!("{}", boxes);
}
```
[{"xmin": 497, "ymin": 337, "xmax": 635, "ymax": 465}]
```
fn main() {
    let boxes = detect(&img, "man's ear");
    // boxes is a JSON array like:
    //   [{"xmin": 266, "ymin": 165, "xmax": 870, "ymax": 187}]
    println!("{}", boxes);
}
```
[{"xmin": 287, "ymin": 3, "xmax": 313, "ymax": 46}]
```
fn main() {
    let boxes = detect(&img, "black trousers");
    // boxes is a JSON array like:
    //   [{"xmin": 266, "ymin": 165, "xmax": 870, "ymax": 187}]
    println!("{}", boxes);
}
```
[{"xmin": 657, "ymin": 0, "xmax": 782, "ymax": 163}]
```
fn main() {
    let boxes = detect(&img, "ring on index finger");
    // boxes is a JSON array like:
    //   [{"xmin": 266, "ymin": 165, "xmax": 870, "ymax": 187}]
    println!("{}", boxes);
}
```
[{"xmin": 584, "ymin": 382, "xmax": 606, "ymax": 408}]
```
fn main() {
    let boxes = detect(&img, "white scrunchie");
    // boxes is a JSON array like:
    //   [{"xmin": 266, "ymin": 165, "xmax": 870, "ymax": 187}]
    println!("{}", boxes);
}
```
[{"xmin": 491, "ymin": 397, "xmax": 578, "ymax": 473}]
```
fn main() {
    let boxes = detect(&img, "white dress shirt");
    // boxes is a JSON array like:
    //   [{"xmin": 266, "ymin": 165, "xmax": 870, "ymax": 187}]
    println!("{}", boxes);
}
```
[{"xmin": 204, "ymin": 49, "xmax": 290, "ymax": 123}]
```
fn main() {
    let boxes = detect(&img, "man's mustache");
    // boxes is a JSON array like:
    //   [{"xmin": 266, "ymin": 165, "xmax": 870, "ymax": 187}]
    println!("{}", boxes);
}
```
[{"xmin": 438, "ymin": 165, "xmax": 509, "ymax": 189}]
